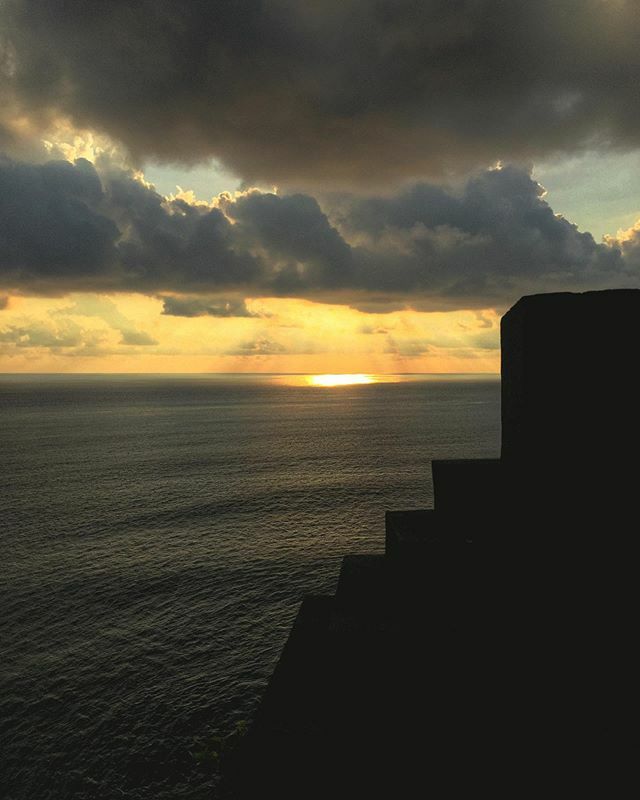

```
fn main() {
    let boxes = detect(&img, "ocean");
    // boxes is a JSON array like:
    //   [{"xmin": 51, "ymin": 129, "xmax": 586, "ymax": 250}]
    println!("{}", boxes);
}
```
[{"xmin": 1, "ymin": 374, "xmax": 500, "ymax": 799}]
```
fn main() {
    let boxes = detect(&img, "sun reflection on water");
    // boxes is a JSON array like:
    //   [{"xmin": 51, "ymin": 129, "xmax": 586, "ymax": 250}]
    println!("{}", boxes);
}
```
[
  {"xmin": 273, "ymin": 373, "xmax": 388, "ymax": 387},
  {"xmin": 270, "ymin": 374, "xmax": 467, "ymax": 388},
  {"xmin": 306, "ymin": 373, "xmax": 376, "ymax": 387}
]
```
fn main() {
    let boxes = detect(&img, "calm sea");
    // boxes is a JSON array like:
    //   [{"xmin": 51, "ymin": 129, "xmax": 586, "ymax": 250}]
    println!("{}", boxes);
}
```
[{"xmin": 1, "ymin": 374, "xmax": 500, "ymax": 799}]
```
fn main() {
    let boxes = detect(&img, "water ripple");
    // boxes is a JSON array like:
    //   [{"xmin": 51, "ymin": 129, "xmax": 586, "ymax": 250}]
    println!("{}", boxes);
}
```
[{"xmin": 0, "ymin": 376, "xmax": 500, "ymax": 798}]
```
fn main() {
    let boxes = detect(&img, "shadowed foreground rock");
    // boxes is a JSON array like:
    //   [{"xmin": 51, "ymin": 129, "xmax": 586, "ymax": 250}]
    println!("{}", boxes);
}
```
[{"xmin": 227, "ymin": 290, "xmax": 640, "ymax": 798}]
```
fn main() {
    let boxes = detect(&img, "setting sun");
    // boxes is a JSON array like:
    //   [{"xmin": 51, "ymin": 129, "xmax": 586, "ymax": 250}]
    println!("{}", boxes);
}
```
[{"xmin": 306, "ymin": 373, "xmax": 376, "ymax": 387}]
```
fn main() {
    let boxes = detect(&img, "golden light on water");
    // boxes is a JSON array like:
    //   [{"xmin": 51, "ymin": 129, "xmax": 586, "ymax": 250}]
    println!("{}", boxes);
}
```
[
  {"xmin": 306, "ymin": 373, "xmax": 376, "ymax": 387},
  {"xmin": 273, "ymin": 373, "xmax": 410, "ymax": 387}
]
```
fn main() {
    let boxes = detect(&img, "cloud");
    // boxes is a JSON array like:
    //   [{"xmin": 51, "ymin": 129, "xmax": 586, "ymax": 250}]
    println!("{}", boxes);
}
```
[
  {"xmin": 0, "ymin": 155, "xmax": 260, "ymax": 294},
  {"xmin": 381, "ymin": 321, "xmax": 499, "ymax": 357},
  {"xmin": 4, "ymin": 2, "xmax": 640, "ymax": 187},
  {"xmin": 229, "ymin": 337, "xmax": 287, "ymax": 356},
  {"xmin": 160, "ymin": 295, "xmax": 259, "ymax": 318},
  {"xmin": 469, "ymin": 329, "xmax": 499, "ymax": 350},
  {"xmin": 0, "ymin": 318, "xmax": 103, "ymax": 349},
  {"xmin": 359, "ymin": 323, "xmax": 389, "ymax": 335},
  {"xmin": 607, "ymin": 221, "xmax": 640, "ymax": 271},
  {"xmin": 222, "ymin": 192, "xmax": 354, "ymax": 291},
  {"xmin": 55, "ymin": 295, "xmax": 157, "ymax": 346},
  {"xmin": 384, "ymin": 337, "xmax": 431, "ymax": 357},
  {"xmin": 339, "ymin": 166, "xmax": 634, "ymax": 307},
  {"xmin": 0, "ymin": 155, "xmax": 119, "ymax": 284},
  {"xmin": 474, "ymin": 311, "xmax": 494, "ymax": 329},
  {"xmin": 0, "ymin": 155, "xmax": 637, "ymax": 309},
  {"xmin": 119, "ymin": 329, "xmax": 157, "ymax": 346}
]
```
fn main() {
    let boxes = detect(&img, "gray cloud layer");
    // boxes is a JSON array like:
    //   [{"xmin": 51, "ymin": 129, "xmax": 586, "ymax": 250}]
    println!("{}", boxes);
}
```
[
  {"xmin": 160, "ymin": 296, "xmax": 260, "ymax": 318},
  {"xmin": 3, "ymin": 1, "xmax": 640, "ymax": 186},
  {"xmin": 0, "ymin": 155, "xmax": 259, "ymax": 294},
  {"xmin": 0, "ymin": 154, "xmax": 637, "ymax": 310}
]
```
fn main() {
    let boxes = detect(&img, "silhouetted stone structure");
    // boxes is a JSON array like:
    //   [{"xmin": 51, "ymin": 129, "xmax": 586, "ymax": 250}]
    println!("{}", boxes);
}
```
[
  {"xmin": 502, "ymin": 290, "xmax": 640, "ymax": 518},
  {"xmin": 228, "ymin": 290, "xmax": 640, "ymax": 798}
]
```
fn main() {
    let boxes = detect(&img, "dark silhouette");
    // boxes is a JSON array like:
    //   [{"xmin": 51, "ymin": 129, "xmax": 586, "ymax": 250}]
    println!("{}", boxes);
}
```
[{"xmin": 227, "ymin": 290, "xmax": 640, "ymax": 798}]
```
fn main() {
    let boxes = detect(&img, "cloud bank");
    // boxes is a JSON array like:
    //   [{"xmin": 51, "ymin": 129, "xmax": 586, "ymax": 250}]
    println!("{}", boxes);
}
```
[
  {"xmin": 3, "ymin": 1, "xmax": 640, "ymax": 187},
  {"xmin": 0, "ymin": 155, "xmax": 637, "ymax": 310}
]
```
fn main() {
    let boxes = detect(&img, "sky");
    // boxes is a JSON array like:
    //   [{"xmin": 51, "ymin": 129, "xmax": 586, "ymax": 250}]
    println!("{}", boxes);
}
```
[{"xmin": 1, "ymin": 0, "xmax": 640, "ymax": 374}]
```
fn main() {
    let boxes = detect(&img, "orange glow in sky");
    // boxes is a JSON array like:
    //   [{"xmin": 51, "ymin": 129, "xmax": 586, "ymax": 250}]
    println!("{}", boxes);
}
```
[{"xmin": 0, "ymin": 293, "xmax": 501, "ymax": 374}]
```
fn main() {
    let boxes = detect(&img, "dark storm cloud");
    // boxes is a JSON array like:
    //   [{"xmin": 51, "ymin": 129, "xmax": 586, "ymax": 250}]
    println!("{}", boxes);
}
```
[
  {"xmin": 103, "ymin": 167, "xmax": 260, "ymax": 290},
  {"xmin": 339, "ymin": 165, "xmax": 633, "ymax": 308},
  {"xmin": 0, "ymin": 156, "xmax": 353, "ymax": 296},
  {"xmin": 160, "ymin": 296, "xmax": 260, "ymax": 318},
  {"xmin": 0, "ymin": 154, "xmax": 637, "ymax": 309},
  {"xmin": 0, "ymin": 155, "xmax": 260, "ymax": 293},
  {"xmin": 222, "ymin": 192, "xmax": 354, "ymax": 291},
  {"xmin": 4, "ymin": 1, "xmax": 640, "ymax": 186},
  {"xmin": 0, "ymin": 155, "xmax": 119, "ymax": 284}
]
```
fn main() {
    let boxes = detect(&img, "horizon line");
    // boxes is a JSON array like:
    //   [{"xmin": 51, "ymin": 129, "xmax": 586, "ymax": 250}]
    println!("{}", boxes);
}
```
[{"xmin": 0, "ymin": 370, "xmax": 500, "ymax": 376}]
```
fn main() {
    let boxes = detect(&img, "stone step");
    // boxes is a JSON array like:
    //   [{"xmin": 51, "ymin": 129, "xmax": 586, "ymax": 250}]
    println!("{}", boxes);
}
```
[
  {"xmin": 385, "ymin": 508, "xmax": 456, "ymax": 557},
  {"xmin": 334, "ymin": 554, "xmax": 387, "ymax": 609},
  {"xmin": 242, "ymin": 594, "xmax": 334, "ymax": 733}
]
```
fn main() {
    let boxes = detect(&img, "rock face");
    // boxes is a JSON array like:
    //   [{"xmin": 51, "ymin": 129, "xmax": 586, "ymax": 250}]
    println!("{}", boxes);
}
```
[{"xmin": 228, "ymin": 290, "xmax": 640, "ymax": 799}]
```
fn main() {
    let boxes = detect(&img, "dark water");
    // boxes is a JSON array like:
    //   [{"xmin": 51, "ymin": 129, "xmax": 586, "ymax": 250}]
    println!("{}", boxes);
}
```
[{"xmin": 1, "ymin": 374, "xmax": 500, "ymax": 799}]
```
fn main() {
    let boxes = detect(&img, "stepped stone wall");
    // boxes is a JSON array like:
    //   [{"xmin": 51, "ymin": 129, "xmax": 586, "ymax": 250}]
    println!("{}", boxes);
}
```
[{"xmin": 228, "ymin": 290, "xmax": 640, "ymax": 799}]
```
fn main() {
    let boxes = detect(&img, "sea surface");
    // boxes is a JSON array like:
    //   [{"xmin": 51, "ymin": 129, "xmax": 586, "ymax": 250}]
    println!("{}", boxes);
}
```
[{"xmin": 1, "ymin": 374, "xmax": 500, "ymax": 799}]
